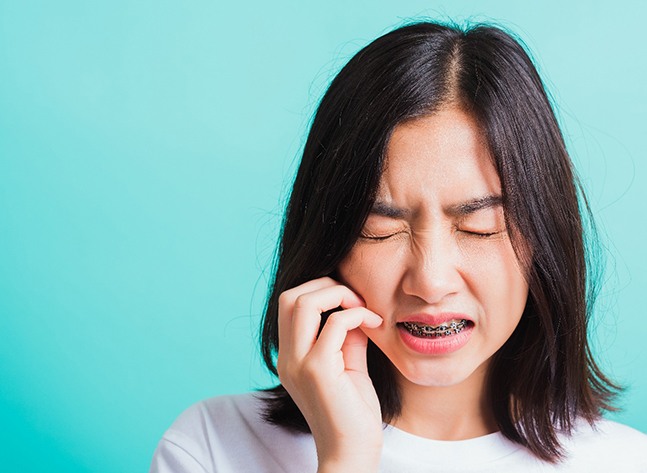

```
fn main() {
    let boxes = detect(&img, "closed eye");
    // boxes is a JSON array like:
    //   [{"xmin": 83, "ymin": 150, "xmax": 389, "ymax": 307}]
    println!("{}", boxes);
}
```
[
  {"xmin": 460, "ymin": 230, "xmax": 502, "ymax": 238},
  {"xmin": 359, "ymin": 231, "xmax": 402, "ymax": 241}
]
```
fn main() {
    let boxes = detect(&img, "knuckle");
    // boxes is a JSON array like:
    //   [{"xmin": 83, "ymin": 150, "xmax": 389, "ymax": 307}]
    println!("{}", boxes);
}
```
[
  {"xmin": 293, "ymin": 293, "xmax": 314, "ymax": 311},
  {"xmin": 278, "ymin": 290, "xmax": 295, "ymax": 309},
  {"xmin": 324, "ymin": 311, "xmax": 347, "ymax": 328}
]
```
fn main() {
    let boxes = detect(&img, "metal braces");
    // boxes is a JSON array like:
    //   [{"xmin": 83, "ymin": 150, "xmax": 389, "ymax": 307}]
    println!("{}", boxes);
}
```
[{"xmin": 402, "ymin": 319, "xmax": 468, "ymax": 337}]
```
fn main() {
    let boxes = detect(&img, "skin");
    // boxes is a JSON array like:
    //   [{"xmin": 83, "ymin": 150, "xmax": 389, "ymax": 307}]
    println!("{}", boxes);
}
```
[{"xmin": 277, "ymin": 107, "xmax": 529, "ymax": 472}]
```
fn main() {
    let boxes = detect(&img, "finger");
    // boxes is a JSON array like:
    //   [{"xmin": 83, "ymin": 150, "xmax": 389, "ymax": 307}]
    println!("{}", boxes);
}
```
[
  {"xmin": 309, "ymin": 307, "xmax": 382, "ymax": 361},
  {"xmin": 278, "ymin": 277, "xmax": 338, "ymax": 356},
  {"xmin": 341, "ymin": 327, "xmax": 370, "ymax": 374},
  {"xmin": 289, "ymin": 285, "xmax": 367, "ymax": 359}
]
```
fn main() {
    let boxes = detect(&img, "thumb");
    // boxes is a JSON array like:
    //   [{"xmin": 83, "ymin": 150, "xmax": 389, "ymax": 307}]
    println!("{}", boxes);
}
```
[{"xmin": 341, "ymin": 328, "xmax": 370, "ymax": 374}]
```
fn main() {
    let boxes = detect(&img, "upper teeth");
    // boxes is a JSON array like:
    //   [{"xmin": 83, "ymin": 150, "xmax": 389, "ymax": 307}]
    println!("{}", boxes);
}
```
[{"xmin": 403, "ymin": 319, "xmax": 467, "ymax": 335}]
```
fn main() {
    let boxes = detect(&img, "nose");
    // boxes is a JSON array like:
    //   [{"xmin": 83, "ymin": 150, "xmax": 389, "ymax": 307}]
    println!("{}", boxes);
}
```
[{"xmin": 400, "ymin": 232, "xmax": 463, "ymax": 305}]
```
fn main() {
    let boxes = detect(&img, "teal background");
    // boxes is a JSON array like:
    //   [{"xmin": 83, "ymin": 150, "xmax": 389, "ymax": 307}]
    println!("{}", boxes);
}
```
[{"xmin": 1, "ymin": 1, "xmax": 645, "ymax": 471}]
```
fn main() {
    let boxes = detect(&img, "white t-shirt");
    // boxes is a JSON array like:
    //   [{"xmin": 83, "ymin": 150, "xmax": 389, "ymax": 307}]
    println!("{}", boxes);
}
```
[{"xmin": 150, "ymin": 392, "xmax": 647, "ymax": 472}]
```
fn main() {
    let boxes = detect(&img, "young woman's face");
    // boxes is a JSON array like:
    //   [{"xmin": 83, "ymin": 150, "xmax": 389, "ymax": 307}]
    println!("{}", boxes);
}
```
[{"xmin": 337, "ymin": 108, "xmax": 529, "ymax": 390}]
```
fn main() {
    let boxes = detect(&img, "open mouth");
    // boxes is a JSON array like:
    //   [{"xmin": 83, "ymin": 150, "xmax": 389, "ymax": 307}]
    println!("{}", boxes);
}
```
[{"xmin": 399, "ymin": 319, "xmax": 472, "ymax": 338}]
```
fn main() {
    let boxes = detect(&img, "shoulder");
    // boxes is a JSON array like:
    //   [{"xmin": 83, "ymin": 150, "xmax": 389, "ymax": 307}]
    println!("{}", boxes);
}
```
[
  {"xmin": 150, "ymin": 392, "xmax": 316, "ymax": 473},
  {"xmin": 168, "ymin": 392, "xmax": 264, "ymax": 434},
  {"xmin": 559, "ymin": 418, "xmax": 647, "ymax": 470},
  {"xmin": 567, "ymin": 417, "xmax": 647, "ymax": 446}
]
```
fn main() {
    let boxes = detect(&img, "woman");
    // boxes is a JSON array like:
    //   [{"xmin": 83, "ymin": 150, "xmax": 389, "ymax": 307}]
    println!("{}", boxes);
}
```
[{"xmin": 150, "ymin": 21, "xmax": 647, "ymax": 472}]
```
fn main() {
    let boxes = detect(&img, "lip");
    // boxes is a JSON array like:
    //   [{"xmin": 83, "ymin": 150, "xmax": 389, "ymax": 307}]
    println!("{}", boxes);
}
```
[
  {"xmin": 397, "ymin": 312, "xmax": 474, "ymax": 355},
  {"xmin": 398, "ymin": 312, "xmax": 473, "ymax": 326}
]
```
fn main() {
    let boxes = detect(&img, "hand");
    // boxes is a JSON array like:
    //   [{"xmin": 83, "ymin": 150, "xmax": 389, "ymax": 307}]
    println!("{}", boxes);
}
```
[{"xmin": 277, "ymin": 277, "xmax": 384, "ymax": 472}]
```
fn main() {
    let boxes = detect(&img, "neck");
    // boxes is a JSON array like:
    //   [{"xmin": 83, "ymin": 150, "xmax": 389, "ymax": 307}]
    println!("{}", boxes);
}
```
[{"xmin": 392, "ymin": 363, "xmax": 497, "ymax": 440}]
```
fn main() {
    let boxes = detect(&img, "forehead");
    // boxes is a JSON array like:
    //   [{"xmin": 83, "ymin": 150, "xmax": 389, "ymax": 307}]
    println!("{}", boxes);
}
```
[{"xmin": 378, "ymin": 108, "xmax": 501, "ymax": 203}]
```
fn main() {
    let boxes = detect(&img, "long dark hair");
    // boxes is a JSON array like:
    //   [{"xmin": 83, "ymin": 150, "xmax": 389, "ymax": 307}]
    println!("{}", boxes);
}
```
[{"xmin": 259, "ymin": 20, "xmax": 620, "ymax": 462}]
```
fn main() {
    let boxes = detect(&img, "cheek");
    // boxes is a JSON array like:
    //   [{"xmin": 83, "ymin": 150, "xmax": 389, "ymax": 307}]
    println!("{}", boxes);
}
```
[
  {"xmin": 461, "ymin": 240, "xmax": 528, "ymax": 325},
  {"xmin": 337, "ymin": 245, "xmax": 403, "ymax": 307}
]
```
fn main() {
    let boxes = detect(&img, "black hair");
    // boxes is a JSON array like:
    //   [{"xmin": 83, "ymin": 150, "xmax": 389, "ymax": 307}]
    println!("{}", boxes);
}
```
[{"xmin": 259, "ymin": 20, "xmax": 620, "ymax": 462}]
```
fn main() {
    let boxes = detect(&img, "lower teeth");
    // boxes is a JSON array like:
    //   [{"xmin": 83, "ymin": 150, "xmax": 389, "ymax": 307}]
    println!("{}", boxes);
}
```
[{"xmin": 402, "ymin": 320, "xmax": 468, "ymax": 338}]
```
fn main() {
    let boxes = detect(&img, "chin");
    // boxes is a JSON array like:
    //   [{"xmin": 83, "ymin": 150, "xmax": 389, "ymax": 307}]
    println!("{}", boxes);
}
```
[{"xmin": 396, "ymin": 360, "xmax": 479, "ymax": 388}]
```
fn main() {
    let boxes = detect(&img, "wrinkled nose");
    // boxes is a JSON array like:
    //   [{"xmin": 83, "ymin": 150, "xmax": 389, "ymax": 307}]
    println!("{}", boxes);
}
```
[{"xmin": 400, "ymin": 234, "xmax": 462, "ymax": 305}]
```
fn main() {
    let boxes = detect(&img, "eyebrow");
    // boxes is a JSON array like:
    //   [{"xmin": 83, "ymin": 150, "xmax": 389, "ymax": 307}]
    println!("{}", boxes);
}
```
[
  {"xmin": 369, "ymin": 194, "xmax": 503, "ymax": 219},
  {"xmin": 369, "ymin": 201, "xmax": 412, "ymax": 218},
  {"xmin": 445, "ymin": 194, "xmax": 503, "ymax": 217}
]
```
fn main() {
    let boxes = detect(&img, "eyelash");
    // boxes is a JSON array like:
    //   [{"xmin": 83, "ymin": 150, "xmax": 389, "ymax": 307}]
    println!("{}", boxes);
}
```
[
  {"xmin": 359, "ymin": 232, "xmax": 399, "ymax": 241},
  {"xmin": 461, "ymin": 230, "xmax": 500, "ymax": 238},
  {"xmin": 360, "ymin": 230, "xmax": 501, "ymax": 241}
]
